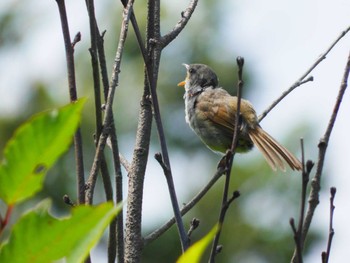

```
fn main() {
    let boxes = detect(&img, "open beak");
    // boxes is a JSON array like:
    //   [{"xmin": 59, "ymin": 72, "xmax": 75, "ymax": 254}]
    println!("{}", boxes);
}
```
[
  {"xmin": 177, "ymin": 80, "xmax": 186, "ymax": 87},
  {"xmin": 177, "ymin": 63, "xmax": 189, "ymax": 87}
]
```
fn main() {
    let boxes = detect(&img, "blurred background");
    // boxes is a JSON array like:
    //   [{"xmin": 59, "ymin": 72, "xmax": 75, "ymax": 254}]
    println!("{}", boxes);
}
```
[{"xmin": 0, "ymin": 0, "xmax": 349, "ymax": 262}]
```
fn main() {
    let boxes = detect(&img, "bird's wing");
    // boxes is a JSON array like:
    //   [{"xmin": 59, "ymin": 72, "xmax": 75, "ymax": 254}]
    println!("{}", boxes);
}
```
[{"xmin": 196, "ymin": 89, "xmax": 237, "ymax": 135}]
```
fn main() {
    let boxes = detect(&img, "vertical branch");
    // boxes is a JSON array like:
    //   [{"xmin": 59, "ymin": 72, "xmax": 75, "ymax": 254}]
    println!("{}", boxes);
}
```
[
  {"xmin": 301, "ymin": 50, "xmax": 350, "ymax": 242},
  {"xmin": 124, "ymin": 1, "xmax": 155, "ymax": 261},
  {"xmin": 123, "ymin": 0, "xmax": 199, "ymax": 259},
  {"xmin": 322, "ymin": 187, "xmax": 336, "ymax": 263},
  {"xmin": 85, "ymin": 0, "xmax": 103, "ymax": 137},
  {"xmin": 124, "ymin": 91, "xmax": 153, "ymax": 263},
  {"xmin": 55, "ymin": 0, "xmax": 85, "ymax": 205},
  {"xmin": 109, "ymin": 129, "xmax": 124, "ymax": 263},
  {"xmin": 209, "ymin": 57, "xmax": 244, "ymax": 263},
  {"xmin": 95, "ymin": 42, "xmax": 125, "ymax": 242},
  {"xmin": 84, "ymin": 1, "xmax": 123, "ymax": 262},
  {"xmin": 143, "ymin": 166, "xmax": 225, "ymax": 245},
  {"xmin": 291, "ymin": 50, "xmax": 350, "ymax": 263},
  {"xmin": 85, "ymin": 0, "xmax": 134, "ymax": 203},
  {"xmin": 290, "ymin": 140, "xmax": 314, "ymax": 263},
  {"xmin": 145, "ymin": 0, "xmax": 204, "ymax": 252}
]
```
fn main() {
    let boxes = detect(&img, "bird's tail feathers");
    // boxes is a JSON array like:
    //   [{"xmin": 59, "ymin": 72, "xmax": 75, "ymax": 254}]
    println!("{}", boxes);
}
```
[{"xmin": 248, "ymin": 126, "xmax": 302, "ymax": 171}]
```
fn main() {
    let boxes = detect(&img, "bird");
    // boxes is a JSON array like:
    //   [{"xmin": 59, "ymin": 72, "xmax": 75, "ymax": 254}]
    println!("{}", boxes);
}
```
[{"xmin": 177, "ymin": 63, "xmax": 302, "ymax": 171}]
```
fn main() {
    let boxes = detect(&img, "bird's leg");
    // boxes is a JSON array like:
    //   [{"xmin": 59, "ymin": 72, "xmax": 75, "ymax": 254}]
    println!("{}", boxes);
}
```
[{"xmin": 217, "ymin": 149, "xmax": 232, "ymax": 169}]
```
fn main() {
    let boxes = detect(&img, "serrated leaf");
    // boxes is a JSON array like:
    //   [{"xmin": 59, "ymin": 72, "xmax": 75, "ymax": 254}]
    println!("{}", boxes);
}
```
[
  {"xmin": 0, "ymin": 99, "xmax": 85, "ymax": 204},
  {"xmin": 177, "ymin": 224, "xmax": 219, "ymax": 263},
  {"xmin": 0, "ymin": 199, "xmax": 122, "ymax": 263}
]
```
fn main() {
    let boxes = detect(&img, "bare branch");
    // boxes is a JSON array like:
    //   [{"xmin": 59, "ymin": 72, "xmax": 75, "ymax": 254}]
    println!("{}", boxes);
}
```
[
  {"xmin": 322, "ymin": 187, "xmax": 336, "ymax": 263},
  {"xmin": 290, "ymin": 218, "xmax": 303, "ymax": 263},
  {"xmin": 119, "ymin": 153, "xmax": 131, "ymax": 173},
  {"xmin": 209, "ymin": 57, "xmax": 244, "ymax": 263},
  {"xmin": 85, "ymin": 0, "xmax": 134, "ymax": 204},
  {"xmin": 92, "ymin": 23, "xmax": 126, "ymax": 263},
  {"xmin": 302, "ymin": 49, "xmax": 349, "ymax": 241},
  {"xmin": 290, "ymin": 139, "xmax": 314, "ymax": 261},
  {"xmin": 143, "ymin": 166, "xmax": 225, "ymax": 245},
  {"xmin": 55, "ymin": 0, "xmax": 86, "ymax": 205},
  {"xmin": 259, "ymin": 25, "xmax": 350, "ymax": 122},
  {"xmin": 143, "ymin": 0, "xmax": 190, "ymax": 252},
  {"xmin": 160, "ymin": 0, "xmax": 199, "ymax": 48},
  {"xmin": 71, "ymin": 32, "xmax": 81, "ymax": 49},
  {"xmin": 291, "ymin": 50, "xmax": 350, "ymax": 263},
  {"xmin": 187, "ymin": 218, "xmax": 200, "ymax": 242}
]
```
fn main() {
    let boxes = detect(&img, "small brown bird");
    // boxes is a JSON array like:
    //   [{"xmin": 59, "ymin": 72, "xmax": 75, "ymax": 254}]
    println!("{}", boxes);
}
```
[{"xmin": 178, "ymin": 63, "xmax": 302, "ymax": 171}]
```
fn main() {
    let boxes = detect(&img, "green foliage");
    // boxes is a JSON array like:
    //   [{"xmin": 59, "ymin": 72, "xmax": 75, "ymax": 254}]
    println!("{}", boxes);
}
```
[
  {"xmin": 177, "ymin": 224, "xmax": 219, "ymax": 263},
  {"xmin": 0, "ymin": 99, "xmax": 85, "ymax": 205},
  {"xmin": 0, "ymin": 100, "xmax": 121, "ymax": 262},
  {"xmin": 0, "ymin": 200, "xmax": 121, "ymax": 263}
]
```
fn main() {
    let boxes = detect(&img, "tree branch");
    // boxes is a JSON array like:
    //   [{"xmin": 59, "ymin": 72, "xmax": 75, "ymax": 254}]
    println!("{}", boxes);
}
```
[
  {"xmin": 143, "ymin": 166, "xmax": 226, "ymax": 245},
  {"xmin": 290, "ymin": 139, "xmax": 314, "ymax": 262},
  {"xmin": 209, "ymin": 57, "xmax": 244, "ymax": 263},
  {"xmin": 291, "ymin": 49, "xmax": 350, "ymax": 262},
  {"xmin": 259, "ymin": 25, "xmax": 350, "ymax": 122},
  {"xmin": 55, "ymin": 0, "xmax": 86, "ymax": 206},
  {"xmin": 159, "ymin": 0, "xmax": 199, "ymax": 48},
  {"xmin": 85, "ymin": 0, "xmax": 134, "ymax": 204},
  {"xmin": 84, "ymin": 5, "xmax": 125, "ymax": 261},
  {"xmin": 322, "ymin": 187, "xmax": 336, "ymax": 263}
]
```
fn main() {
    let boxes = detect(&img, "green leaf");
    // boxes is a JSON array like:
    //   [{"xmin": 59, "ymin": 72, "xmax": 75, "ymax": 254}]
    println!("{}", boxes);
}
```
[
  {"xmin": 0, "ymin": 199, "xmax": 122, "ymax": 263},
  {"xmin": 0, "ymin": 99, "xmax": 85, "ymax": 204},
  {"xmin": 177, "ymin": 224, "xmax": 219, "ymax": 263}
]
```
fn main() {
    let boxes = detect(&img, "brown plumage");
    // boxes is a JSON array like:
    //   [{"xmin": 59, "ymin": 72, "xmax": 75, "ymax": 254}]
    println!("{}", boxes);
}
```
[
  {"xmin": 179, "ymin": 63, "xmax": 302, "ymax": 171},
  {"xmin": 248, "ymin": 126, "xmax": 302, "ymax": 171}
]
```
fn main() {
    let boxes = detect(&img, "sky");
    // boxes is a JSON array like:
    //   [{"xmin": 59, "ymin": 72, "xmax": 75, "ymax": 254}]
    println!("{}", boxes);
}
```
[{"xmin": 1, "ymin": 0, "xmax": 350, "ymax": 262}]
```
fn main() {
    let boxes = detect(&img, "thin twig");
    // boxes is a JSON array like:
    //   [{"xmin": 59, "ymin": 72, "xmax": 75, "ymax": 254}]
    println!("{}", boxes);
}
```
[
  {"xmin": 322, "ymin": 187, "xmax": 336, "ymax": 263},
  {"xmin": 84, "ymin": 6, "xmax": 122, "ymax": 262},
  {"xmin": 96, "ymin": 30, "xmax": 110, "ymax": 100},
  {"xmin": 85, "ymin": 0, "xmax": 103, "ymax": 141},
  {"xmin": 55, "ymin": 0, "xmax": 86, "ymax": 206},
  {"xmin": 108, "ymin": 127, "xmax": 124, "ymax": 263},
  {"xmin": 187, "ymin": 218, "xmax": 200, "ymax": 243},
  {"xmin": 259, "ymin": 25, "xmax": 350, "ymax": 122},
  {"xmin": 290, "ymin": 218, "xmax": 303, "ymax": 263},
  {"xmin": 291, "ymin": 50, "xmax": 350, "ymax": 263},
  {"xmin": 119, "ymin": 153, "xmax": 131, "ymax": 173},
  {"xmin": 85, "ymin": 0, "xmax": 134, "ymax": 204},
  {"xmin": 118, "ymin": 0, "xmax": 198, "ymax": 256},
  {"xmin": 159, "ymin": 0, "xmax": 199, "ymax": 48},
  {"xmin": 154, "ymin": 151, "xmax": 189, "ymax": 251},
  {"xmin": 71, "ymin": 32, "xmax": 81, "ymax": 49},
  {"xmin": 89, "ymin": 13, "xmax": 125, "ymax": 263},
  {"xmin": 144, "ymin": 0, "xmax": 190, "ymax": 252},
  {"xmin": 291, "ymin": 139, "xmax": 314, "ymax": 262},
  {"xmin": 143, "ymin": 166, "xmax": 225, "ymax": 245},
  {"xmin": 302, "ymin": 50, "xmax": 350, "ymax": 241},
  {"xmin": 209, "ymin": 57, "xmax": 244, "ymax": 263}
]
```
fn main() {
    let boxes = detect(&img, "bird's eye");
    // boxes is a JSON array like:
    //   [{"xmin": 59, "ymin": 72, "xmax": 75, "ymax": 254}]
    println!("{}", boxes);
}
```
[{"xmin": 188, "ymin": 68, "xmax": 195, "ymax": 74}]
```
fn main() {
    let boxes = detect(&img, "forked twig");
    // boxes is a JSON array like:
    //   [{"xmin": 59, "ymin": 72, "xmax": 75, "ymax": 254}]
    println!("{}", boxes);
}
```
[
  {"xmin": 143, "ymin": 165, "xmax": 226, "ymax": 245},
  {"xmin": 259, "ymin": 26, "xmax": 350, "ymax": 122},
  {"xmin": 291, "ymin": 49, "xmax": 350, "ymax": 263}
]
